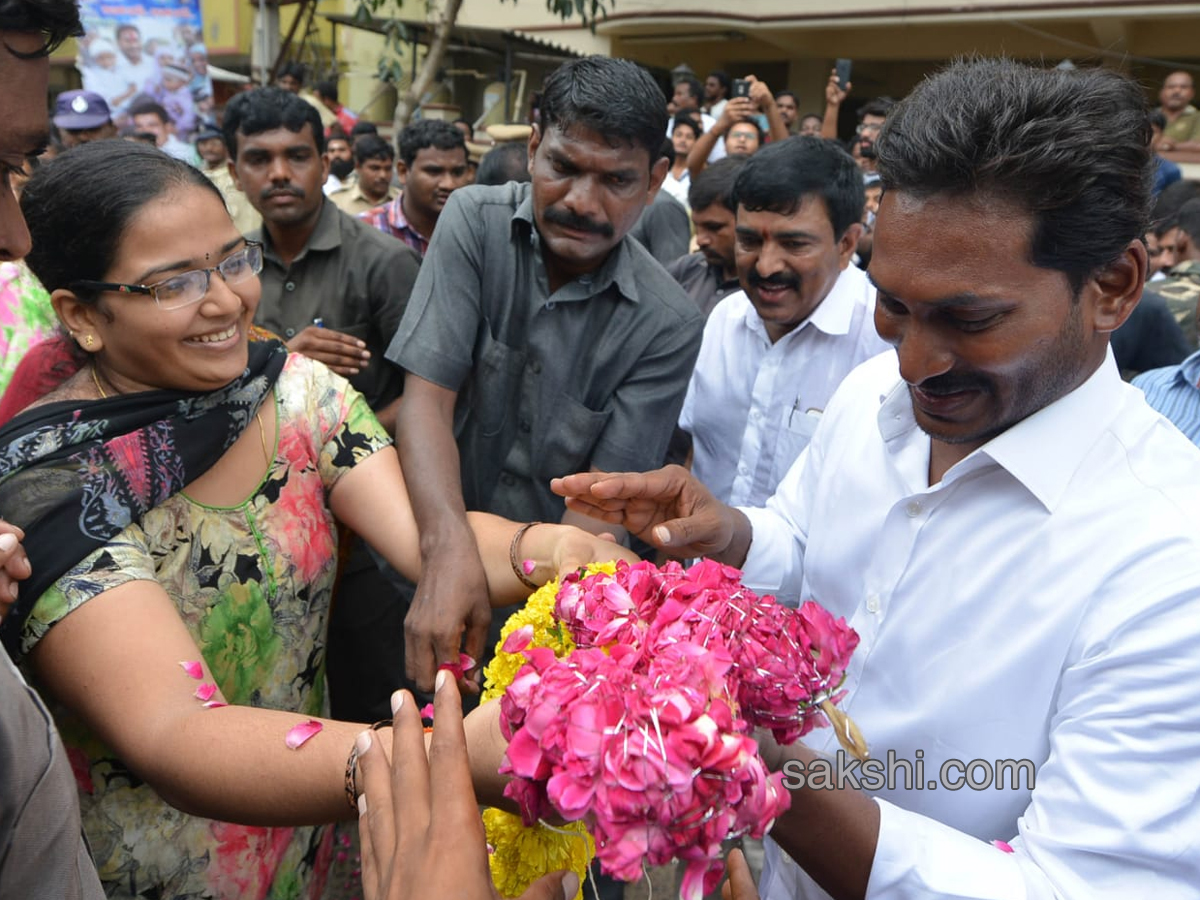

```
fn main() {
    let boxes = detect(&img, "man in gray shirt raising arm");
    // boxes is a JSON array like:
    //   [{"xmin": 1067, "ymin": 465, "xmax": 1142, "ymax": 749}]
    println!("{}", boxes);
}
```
[{"xmin": 387, "ymin": 56, "xmax": 703, "ymax": 692}]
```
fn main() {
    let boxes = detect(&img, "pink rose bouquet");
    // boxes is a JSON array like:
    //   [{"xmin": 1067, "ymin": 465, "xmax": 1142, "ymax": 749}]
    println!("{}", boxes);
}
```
[{"xmin": 497, "ymin": 559, "xmax": 865, "ymax": 899}]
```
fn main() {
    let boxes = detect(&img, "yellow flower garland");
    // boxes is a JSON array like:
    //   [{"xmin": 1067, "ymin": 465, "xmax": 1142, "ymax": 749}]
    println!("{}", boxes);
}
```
[{"xmin": 481, "ymin": 562, "xmax": 616, "ymax": 900}]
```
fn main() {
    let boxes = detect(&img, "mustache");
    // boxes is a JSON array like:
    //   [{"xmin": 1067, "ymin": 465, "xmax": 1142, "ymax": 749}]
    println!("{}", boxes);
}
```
[
  {"xmin": 542, "ymin": 205, "xmax": 613, "ymax": 238},
  {"xmin": 261, "ymin": 185, "xmax": 305, "ymax": 201},
  {"xmin": 748, "ymin": 270, "xmax": 800, "ymax": 290},
  {"xmin": 911, "ymin": 372, "xmax": 991, "ymax": 396}
]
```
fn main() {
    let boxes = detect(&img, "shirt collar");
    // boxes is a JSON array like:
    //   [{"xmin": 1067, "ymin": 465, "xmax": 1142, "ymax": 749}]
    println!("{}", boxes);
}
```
[
  {"xmin": 1177, "ymin": 348, "xmax": 1200, "ymax": 388},
  {"xmin": 511, "ymin": 189, "xmax": 639, "ymax": 303},
  {"xmin": 261, "ymin": 198, "xmax": 342, "ymax": 264},
  {"xmin": 877, "ymin": 348, "xmax": 1126, "ymax": 512}
]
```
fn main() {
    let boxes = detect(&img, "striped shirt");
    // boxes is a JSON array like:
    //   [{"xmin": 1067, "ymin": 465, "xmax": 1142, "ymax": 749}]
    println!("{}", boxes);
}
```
[
  {"xmin": 1132, "ymin": 348, "xmax": 1200, "ymax": 445},
  {"xmin": 358, "ymin": 193, "xmax": 429, "ymax": 257}
]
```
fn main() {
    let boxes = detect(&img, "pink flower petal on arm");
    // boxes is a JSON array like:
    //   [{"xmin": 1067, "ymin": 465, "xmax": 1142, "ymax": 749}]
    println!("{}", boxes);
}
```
[
  {"xmin": 202, "ymin": 700, "xmax": 227, "ymax": 709},
  {"xmin": 522, "ymin": 558, "xmax": 536, "ymax": 576},
  {"xmin": 179, "ymin": 660, "xmax": 203, "ymax": 680},
  {"xmin": 285, "ymin": 719, "xmax": 323, "ymax": 749},
  {"xmin": 194, "ymin": 683, "xmax": 217, "ymax": 701}
]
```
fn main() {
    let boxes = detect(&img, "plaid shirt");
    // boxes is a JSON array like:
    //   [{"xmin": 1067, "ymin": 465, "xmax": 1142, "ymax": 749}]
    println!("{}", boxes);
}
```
[{"xmin": 358, "ymin": 193, "xmax": 429, "ymax": 258}]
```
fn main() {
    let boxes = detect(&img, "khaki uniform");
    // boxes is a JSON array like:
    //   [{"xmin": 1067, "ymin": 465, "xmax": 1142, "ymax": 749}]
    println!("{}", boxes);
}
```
[
  {"xmin": 1158, "ymin": 260, "xmax": 1200, "ymax": 349},
  {"xmin": 203, "ymin": 164, "xmax": 261, "ymax": 237},
  {"xmin": 329, "ymin": 182, "xmax": 398, "ymax": 216},
  {"xmin": 1160, "ymin": 104, "xmax": 1200, "ymax": 143}
]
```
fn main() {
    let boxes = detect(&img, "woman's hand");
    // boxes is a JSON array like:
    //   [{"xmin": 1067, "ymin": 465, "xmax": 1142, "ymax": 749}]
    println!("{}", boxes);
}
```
[
  {"xmin": 357, "ymin": 673, "xmax": 579, "ymax": 900},
  {"xmin": 0, "ymin": 522, "xmax": 31, "ymax": 624}
]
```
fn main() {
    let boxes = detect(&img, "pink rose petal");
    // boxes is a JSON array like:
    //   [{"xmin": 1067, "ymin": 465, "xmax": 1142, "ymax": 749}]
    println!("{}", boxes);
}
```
[
  {"xmin": 202, "ymin": 700, "xmax": 227, "ymax": 709},
  {"xmin": 285, "ymin": 719, "xmax": 323, "ymax": 749},
  {"xmin": 522, "ymin": 558, "xmax": 536, "ymax": 576},
  {"xmin": 194, "ymin": 683, "xmax": 217, "ymax": 701},
  {"xmin": 502, "ymin": 624, "xmax": 534, "ymax": 654},
  {"xmin": 438, "ymin": 653, "xmax": 477, "ymax": 679},
  {"xmin": 419, "ymin": 703, "xmax": 435, "ymax": 720},
  {"xmin": 178, "ymin": 660, "xmax": 203, "ymax": 680},
  {"xmin": 992, "ymin": 840, "xmax": 1015, "ymax": 853}
]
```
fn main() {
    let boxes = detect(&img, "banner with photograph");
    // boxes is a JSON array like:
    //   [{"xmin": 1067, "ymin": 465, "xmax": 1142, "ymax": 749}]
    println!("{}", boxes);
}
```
[{"xmin": 76, "ymin": 1, "xmax": 213, "ymax": 139}]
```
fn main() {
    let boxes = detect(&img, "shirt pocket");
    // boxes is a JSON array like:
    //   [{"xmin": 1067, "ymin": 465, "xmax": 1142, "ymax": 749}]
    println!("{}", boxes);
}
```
[
  {"xmin": 771, "ymin": 405, "xmax": 820, "ymax": 490},
  {"xmin": 533, "ymin": 393, "xmax": 612, "ymax": 480},
  {"xmin": 470, "ymin": 331, "xmax": 526, "ymax": 438}
]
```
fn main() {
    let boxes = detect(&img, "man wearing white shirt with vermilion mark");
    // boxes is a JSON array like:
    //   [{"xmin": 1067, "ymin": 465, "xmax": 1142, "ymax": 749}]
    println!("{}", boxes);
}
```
[
  {"xmin": 680, "ymin": 137, "xmax": 888, "ymax": 507},
  {"xmin": 555, "ymin": 59, "xmax": 1200, "ymax": 900}
]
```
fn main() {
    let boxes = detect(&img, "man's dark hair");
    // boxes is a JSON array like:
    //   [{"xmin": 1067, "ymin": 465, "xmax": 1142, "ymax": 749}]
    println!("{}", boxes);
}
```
[
  {"xmin": 476, "ymin": 141, "xmax": 530, "ymax": 186},
  {"xmin": 671, "ymin": 112, "xmax": 702, "ymax": 140},
  {"xmin": 1176, "ymin": 198, "xmax": 1200, "ymax": 242},
  {"xmin": 1152, "ymin": 180, "xmax": 1200, "ymax": 235},
  {"xmin": 354, "ymin": 133, "xmax": 393, "ymax": 165},
  {"xmin": 278, "ymin": 61, "xmax": 305, "ymax": 85},
  {"xmin": 222, "ymin": 87, "xmax": 324, "ymax": 157},
  {"xmin": 775, "ymin": 89, "xmax": 799, "ymax": 104},
  {"xmin": 396, "ymin": 118, "xmax": 465, "ymax": 167},
  {"xmin": 858, "ymin": 97, "xmax": 896, "ymax": 121},
  {"xmin": 540, "ymin": 56, "xmax": 667, "ymax": 163},
  {"xmin": 129, "ymin": 100, "xmax": 171, "ymax": 125},
  {"xmin": 314, "ymin": 78, "xmax": 338, "ymax": 104},
  {"xmin": 729, "ymin": 118, "xmax": 764, "ymax": 145},
  {"xmin": 0, "ymin": 0, "xmax": 83, "ymax": 57},
  {"xmin": 350, "ymin": 120, "xmax": 378, "ymax": 139},
  {"xmin": 689, "ymin": 156, "xmax": 746, "ymax": 213},
  {"xmin": 1149, "ymin": 109, "xmax": 1167, "ymax": 131},
  {"xmin": 732, "ymin": 136, "xmax": 864, "ymax": 239},
  {"xmin": 875, "ymin": 58, "xmax": 1152, "ymax": 295},
  {"xmin": 675, "ymin": 75, "xmax": 703, "ymax": 106},
  {"xmin": 22, "ymin": 140, "xmax": 223, "ymax": 297},
  {"xmin": 707, "ymin": 71, "xmax": 731, "ymax": 97},
  {"xmin": 658, "ymin": 136, "xmax": 675, "ymax": 166}
]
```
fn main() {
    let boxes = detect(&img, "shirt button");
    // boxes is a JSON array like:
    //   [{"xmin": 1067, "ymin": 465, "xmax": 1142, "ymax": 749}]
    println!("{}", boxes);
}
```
[
  {"xmin": 866, "ymin": 593, "xmax": 881, "ymax": 614},
  {"xmin": 284, "ymin": 327, "xmax": 295, "ymax": 338},
  {"xmin": 738, "ymin": 464, "xmax": 749, "ymax": 476},
  {"xmin": 546, "ymin": 301, "xmax": 557, "ymax": 311},
  {"xmin": 284, "ymin": 281, "xmax": 296, "ymax": 292},
  {"xmin": 905, "ymin": 500, "xmax": 922, "ymax": 517},
  {"xmin": 519, "ymin": 419, "xmax": 531, "ymax": 433},
  {"xmin": 530, "ymin": 361, "xmax": 542, "ymax": 375},
  {"xmin": 500, "ymin": 473, "xmax": 515, "ymax": 486}
]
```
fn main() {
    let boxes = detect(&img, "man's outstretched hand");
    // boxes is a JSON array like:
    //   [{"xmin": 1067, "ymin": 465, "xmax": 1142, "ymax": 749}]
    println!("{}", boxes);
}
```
[{"xmin": 550, "ymin": 465, "xmax": 752, "ymax": 565}]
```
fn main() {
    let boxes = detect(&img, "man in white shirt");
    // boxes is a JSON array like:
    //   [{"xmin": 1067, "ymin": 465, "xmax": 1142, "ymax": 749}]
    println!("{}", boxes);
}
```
[
  {"xmin": 680, "ymin": 137, "xmax": 889, "ymax": 506},
  {"xmin": 672, "ymin": 75, "xmax": 725, "ymax": 163},
  {"xmin": 554, "ymin": 59, "xmax": 1200, "ymax": 900}
]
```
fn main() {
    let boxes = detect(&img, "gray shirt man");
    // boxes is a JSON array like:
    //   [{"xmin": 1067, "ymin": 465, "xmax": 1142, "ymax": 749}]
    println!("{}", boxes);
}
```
[
  {"xmin": 387, "ymin": 181, "xmax": 704, "ymax": 522},
  {"xmin": 666, "ymin": 250, "xmax": 743, "ymax": 318},
  {"xmin": 628, "ymin": 190, "xmax": 691, "ymax": 266},
  {"xmin": 252, "ymin": 198, "xmax": 419, "ymax": 411}
]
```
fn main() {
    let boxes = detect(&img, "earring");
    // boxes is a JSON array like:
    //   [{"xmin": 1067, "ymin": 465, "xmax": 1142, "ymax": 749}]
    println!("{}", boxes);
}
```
[{"xmin": 84, "ymin": 335, "xmax": 95, "ymax": 349}]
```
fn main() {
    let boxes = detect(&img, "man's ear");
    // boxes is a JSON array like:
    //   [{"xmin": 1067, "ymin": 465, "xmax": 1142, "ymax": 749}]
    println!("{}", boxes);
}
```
[
  {"xmin": 837, "ymin": 222, "xmax": 864, "ymax": 267},
  {"xmin": 646, "ymin": 155, "xmax": 669, "ymax": 204},
  {"xmin": 527, "ymin": 125, "xmax": 542, "ymax": 176},
  {"xmin": 395, "ymin": 159, "xmax": 408, "ymax": 187},
  {"xmin": 52, "ymin": 289, "xmax": 107, "ymax": 353},
  {"xmin": 1088, "ymin": 238, "xmax": 1147, "ymax": 335},
  {"xmin": 1176, "ymin": 229, "xmax": 1193, "ymax": 261}
]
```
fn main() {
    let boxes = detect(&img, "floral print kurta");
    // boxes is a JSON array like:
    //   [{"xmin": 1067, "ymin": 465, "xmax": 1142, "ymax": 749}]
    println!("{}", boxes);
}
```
[
  {"xmin": 0, "ymin": 260, "xmax": 56, "ymax": 396},
  {"xmin": 22, "ymin": 354, "xmax": 391, "ymax": 900}
]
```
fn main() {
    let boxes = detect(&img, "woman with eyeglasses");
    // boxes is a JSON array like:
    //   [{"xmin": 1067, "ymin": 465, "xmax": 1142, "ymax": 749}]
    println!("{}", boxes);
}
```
[{"xmin": 0, "ymin": 140, "xmax": 630, "ymax": 899}]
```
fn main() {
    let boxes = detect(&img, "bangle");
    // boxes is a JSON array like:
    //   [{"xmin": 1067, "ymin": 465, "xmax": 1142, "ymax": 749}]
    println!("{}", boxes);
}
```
[
  {"xmin": 509, "ymin": 521, "xmax": 543, "ymax": 591},
  {"xmin": 344, "ymin": 719, "xmax": 393, "ymax": 811}
]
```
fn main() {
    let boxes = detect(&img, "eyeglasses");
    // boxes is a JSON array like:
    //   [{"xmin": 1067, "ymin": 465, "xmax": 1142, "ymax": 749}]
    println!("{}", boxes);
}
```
[{"xmin": 71, "ymin": 241, "xmax": 263, "ymax": 311}]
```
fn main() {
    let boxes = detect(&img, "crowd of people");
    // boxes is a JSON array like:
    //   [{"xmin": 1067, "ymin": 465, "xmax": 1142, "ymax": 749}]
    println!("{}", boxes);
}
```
[{"xmin": 4, "ymin": 2, "xmax": 1200, "ymax": 900}]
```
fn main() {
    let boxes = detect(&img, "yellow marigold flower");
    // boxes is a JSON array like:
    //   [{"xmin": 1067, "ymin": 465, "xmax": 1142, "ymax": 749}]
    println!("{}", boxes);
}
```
[{"xmin": 482, "ymin": 562, "xmax": 616, "ymax": 897}]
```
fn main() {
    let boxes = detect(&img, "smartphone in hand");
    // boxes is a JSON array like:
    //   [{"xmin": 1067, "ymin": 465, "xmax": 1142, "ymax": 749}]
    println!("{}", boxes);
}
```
[
  {"xmin": 835, "ymin": 59, "xmax": 853, "ymax": 90},
  {"xmin": 733, "ymin": 78, "xmax": 751, "ymax": 98}
]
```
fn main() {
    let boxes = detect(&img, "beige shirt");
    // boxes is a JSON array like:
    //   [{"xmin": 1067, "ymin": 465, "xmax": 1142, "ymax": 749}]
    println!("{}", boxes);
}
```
[{"xmin": 330, "ymin": 182, "xmax": 398, "ymax": 216}]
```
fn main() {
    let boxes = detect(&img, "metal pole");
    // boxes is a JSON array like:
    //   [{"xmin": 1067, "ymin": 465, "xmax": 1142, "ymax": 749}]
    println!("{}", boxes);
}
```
[
  {"xmin": 503, "ymin": 35, "xmax": 513, "ymax": 122},
  {"xmin": 259, "ymin": 0, "xmax": 268, "ymax": 85}
]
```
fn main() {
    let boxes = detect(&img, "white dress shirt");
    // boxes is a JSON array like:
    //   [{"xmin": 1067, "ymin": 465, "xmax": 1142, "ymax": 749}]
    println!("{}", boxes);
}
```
[
  {"xmin": 679, "ymin": 264, "xmax": 887, "ymax": 507},
  {"xmin": 742, "ymin": 349, "xmax": 1200, "ymax": 899}
]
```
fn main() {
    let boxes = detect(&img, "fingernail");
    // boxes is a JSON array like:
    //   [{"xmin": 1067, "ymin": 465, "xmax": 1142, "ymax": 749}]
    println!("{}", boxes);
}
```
[
  {"xmin": 357, "ymin": 793, "xmax": 367, "ymax": 816},
  {"xmin": 356, "ymin": 340, "xmax": 366, "ymax": 348},
  {"xmin": 390, "ymin": 690, "xmax": 405, "ymax": 715},
  {"xmin": 652, "ymin": 525, "xmax": 671, "ymax": 545},
  {"xmin": 435, "ymin": 669, "xmax": 448, "ymax": 692},
  {"xmin": 0, "ymin": 534, "xmax": 16, "ymax": 552},
  {"xmin": 8, "ymin": 583, "xmax": 15, "ymax": 600},
  {"xmin": 355, "ymin": 730, "xmax": 372, "ymax": 755},
  {"xmin": 561, "ymin": 871, "xmax": 580, "ymax": 900}
]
